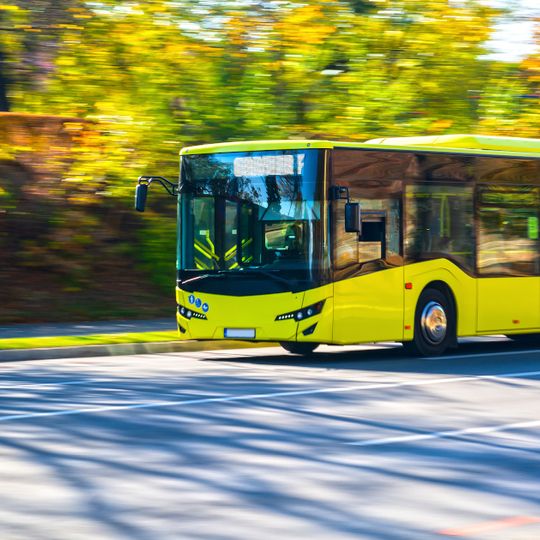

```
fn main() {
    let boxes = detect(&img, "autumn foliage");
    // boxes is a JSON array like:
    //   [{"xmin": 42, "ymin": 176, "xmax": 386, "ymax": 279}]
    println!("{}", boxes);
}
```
[{"xmin": 0, "ymin": 1, "xmax": 538, "ymax": 322}]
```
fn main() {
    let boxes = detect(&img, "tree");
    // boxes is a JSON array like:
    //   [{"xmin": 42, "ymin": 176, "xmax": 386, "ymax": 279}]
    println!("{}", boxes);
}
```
[
  {"xmin": 0, "ymin": 5, "xmax": 21, "ymax": 111},
  {"xmin": 0, "ymin": 45, "xmax": 9, "ymax": 111},
  {"xmin": 477, "ymin": 18, "xmax": 540, "ymax": 137},
  {"xmin": 1, "ymin": 1, "xmax": 96, "ymax": 111}
]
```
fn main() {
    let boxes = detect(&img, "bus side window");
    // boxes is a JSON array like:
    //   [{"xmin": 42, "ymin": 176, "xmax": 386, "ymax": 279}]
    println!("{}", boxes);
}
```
[
  {"xmin": 405, "ymin": 184, "xmax": 474, "ymax": 273},
  {"xmin": 477, "ymin": 186, "xmax": 539, "ymax": 277}
]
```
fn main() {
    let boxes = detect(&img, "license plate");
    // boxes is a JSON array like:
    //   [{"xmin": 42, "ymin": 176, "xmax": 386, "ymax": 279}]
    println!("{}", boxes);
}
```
[{"xmin": 224, "ymin": 328, "xmax": 256, "ymax": 339}]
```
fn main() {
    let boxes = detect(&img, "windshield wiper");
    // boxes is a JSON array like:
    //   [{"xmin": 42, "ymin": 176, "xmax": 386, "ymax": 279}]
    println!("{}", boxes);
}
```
[
  {"xmin": 182, "ymin": 269, "xmax": 294, "ymax": 291},
  {"xmin": 182, "ymin": 273, "xmax": 225, "ymax": 285}
]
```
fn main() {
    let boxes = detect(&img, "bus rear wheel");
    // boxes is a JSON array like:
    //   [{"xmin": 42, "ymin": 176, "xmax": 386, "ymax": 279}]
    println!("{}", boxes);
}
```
[
  {"xmin": 280, "ymin": 342, "xmax": 319, "ymax": 355},
  {"xmin": 402, "ymin": 288, "xmax": 455, "ymax": 357}
]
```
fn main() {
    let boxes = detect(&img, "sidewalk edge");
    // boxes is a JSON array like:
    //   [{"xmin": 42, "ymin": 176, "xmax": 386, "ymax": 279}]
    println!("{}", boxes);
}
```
[{"xmin": 0, "ymin": 340, "xmax": 273, "ymax": 362}]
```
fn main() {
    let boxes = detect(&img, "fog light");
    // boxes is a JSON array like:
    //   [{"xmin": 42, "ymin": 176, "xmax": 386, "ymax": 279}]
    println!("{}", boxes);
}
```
[{"xmin": 302, "ymin": 323, "xmax": 317, "ymax": 336}]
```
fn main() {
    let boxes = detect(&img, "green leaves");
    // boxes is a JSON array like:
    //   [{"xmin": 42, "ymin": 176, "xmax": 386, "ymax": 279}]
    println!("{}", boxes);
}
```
[{"xmin": 1, "ymin": 1, "xmax": 539, "ymax": 321}]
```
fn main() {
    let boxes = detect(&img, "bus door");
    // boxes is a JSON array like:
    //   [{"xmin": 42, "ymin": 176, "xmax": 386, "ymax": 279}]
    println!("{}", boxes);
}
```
[{"xmin": 332, "ymin": 190, "xmax": 404, "ymax": 344}]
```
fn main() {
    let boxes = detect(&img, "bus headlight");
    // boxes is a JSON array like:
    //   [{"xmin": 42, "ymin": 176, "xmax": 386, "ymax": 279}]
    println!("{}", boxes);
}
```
[
  {"xmin": 178, "ymin": 304, "xmax": 207, "ymax": 320},
  {"xmin": 275, "ymin": 300, "xmax": 325, "ymax": 322}
]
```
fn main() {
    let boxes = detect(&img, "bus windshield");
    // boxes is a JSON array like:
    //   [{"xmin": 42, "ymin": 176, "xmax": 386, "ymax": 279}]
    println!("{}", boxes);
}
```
[{"xmin": 178, "ymin": 149, "xmax": 329, "ymax": 294}]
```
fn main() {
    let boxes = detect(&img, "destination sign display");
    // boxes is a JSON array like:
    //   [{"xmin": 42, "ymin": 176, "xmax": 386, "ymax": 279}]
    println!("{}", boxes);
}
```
[{"xmin": 233, "ymin": 154, "xmax": 305, "ymax": 177}]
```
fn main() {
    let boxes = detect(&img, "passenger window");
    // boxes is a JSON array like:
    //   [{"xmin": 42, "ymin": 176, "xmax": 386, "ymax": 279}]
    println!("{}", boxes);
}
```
[
  {"xmin": 406, "ymin": 184, "xmax": 474, "ymax": 273},
  {"xmin": 477, "ymin": 185, "xmax": 539, "ymax": 276}
]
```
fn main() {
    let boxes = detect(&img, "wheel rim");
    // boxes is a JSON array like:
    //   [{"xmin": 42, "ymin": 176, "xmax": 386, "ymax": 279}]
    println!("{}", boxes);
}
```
[{"xmin": 420, "ymin": 301, "xmax": 447, "ymax": 345}]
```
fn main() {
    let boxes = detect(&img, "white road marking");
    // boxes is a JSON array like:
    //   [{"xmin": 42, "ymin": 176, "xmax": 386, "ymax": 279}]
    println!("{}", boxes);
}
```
[
  {"xmin": 0, "ymin": 367, "xmax": 539, "ymax": 424},
  {"xmin": 346, "ymin": 419, "xmax": 540, "ymax": 447}
]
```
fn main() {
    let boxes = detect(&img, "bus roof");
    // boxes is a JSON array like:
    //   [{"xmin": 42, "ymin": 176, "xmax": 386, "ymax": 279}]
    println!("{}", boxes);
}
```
[
  {"xmin": 364, "ymin": 134, "xmax": 540, "ymax": 153},
  {"xmin": 180, "ymin": 134, "xmax": 540, "ymax": 158}
]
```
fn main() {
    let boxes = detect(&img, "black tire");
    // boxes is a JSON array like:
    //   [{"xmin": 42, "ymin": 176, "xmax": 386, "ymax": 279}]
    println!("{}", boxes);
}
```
[
  {"xmin": 280, "ymin": 342, "xmax": 319, "ymax": 355},
  {"xmin": 402, "ymin": 288, "xmax": 456, "ymax": 357},
  {"xmin": 508, "ymin": 333, "xmax": 540, "ymax": 346}
]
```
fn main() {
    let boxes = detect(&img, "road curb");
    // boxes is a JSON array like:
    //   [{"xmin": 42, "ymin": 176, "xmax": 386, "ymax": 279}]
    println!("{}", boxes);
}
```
[{"xmin": 0, "ymin": 340, "xmax": 272, "ymax": 362}]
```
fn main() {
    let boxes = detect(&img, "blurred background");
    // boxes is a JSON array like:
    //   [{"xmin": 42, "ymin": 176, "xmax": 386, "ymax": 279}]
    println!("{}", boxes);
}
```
[{"xmin": 0, "ymin": 0, "xmax": 538, "ymax": 324}]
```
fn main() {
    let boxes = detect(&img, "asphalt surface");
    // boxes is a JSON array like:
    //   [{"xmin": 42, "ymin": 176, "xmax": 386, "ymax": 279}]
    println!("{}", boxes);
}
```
[
  {"xmin": 0, "ymin": 338, "xmax": 539, "ymax": 540},
  {"xmin": 0, "ymin": 318, "xmax": 176, "ymax": 339}
]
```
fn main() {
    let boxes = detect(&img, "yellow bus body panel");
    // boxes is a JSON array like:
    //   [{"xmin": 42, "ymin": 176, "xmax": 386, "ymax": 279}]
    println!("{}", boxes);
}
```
[
  {"xmin": 477, "ymin": 277, "xmax": 540, "ymax": 333},
  {"xmin": 297, "ymin": 284, "xmax": 334, "ymax": 344},
  {"xmin": 333, "ymin": 267, "xmax": 404, "ymax": 344}
]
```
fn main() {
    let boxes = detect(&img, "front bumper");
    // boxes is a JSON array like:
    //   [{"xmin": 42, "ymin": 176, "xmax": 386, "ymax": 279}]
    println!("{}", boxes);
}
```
[{"xmin": 175, "ymin": 285, "xmax": 333, "ymax": 343}]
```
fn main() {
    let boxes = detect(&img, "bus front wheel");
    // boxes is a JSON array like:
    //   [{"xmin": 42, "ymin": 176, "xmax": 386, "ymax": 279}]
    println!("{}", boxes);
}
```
[
  {"xmin": 402, "ymin": 288, "xmax": 455, "ymax": 357},
  {"xmin": 280, "ymin": 342, "xmax": 319, "ymax": 355}
]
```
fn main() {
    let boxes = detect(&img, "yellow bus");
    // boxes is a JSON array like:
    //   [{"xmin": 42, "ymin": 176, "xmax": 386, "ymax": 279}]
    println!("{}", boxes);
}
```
[{"xmin": 136, "ymin": 134, "xmax": 540, "ymax": 356}]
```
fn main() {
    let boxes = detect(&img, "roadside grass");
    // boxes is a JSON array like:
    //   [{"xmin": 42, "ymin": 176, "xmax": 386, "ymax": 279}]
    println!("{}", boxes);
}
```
[
  {"xmin": 0, "ymin": 331, "xmax": 273, "ymax": 351},
  {"xmin": 0, "ymin": 331, "xmax": 180, "ymax": 350}
]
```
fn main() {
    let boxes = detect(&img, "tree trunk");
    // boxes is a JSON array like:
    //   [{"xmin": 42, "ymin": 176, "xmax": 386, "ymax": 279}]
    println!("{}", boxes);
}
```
[
  {"xmin": 0, "ymin": 23, "xmax": 10, "ymax": 111},
  {"xmin": 0, "ymin": 70, "xmax": 10, "ymax": 111}
]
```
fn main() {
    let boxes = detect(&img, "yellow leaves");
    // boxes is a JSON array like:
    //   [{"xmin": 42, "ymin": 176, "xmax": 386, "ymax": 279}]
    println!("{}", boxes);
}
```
[
  {"xmin": 385, "ymin": 30, "xmax": 404, "ymax": 38},
  {"xmin": 522, "ymin": 57, "xmax": 540, "ymax": 71},
  {"xmin": 395, "ymin": 59, "xmax": 417, "ymax": 69},
  {"xmin": 0, "ymin": 4, "xmax": 20, "ymax": 11},
  {"xmin": 57, "ymin": 56, "xmax": 76, "ymax": 67},
  {"xmin": 225, "ymin": 16, "xmax": 250, "ymax": 49},
  {"xmin": 286, "ymin": 5, "xmax": 325, "ymax": 26},
  {"xmin": 521, "ymin": 26, "xmax": 540, "ymax": 82},
  {"xmin": 63, "ymin": 122, "xmax": 85, "ymax": 132},
  {"xmin": 67, "ymin": 194, "xmax": 99, "ymax": 206},
  {"xmin": 278, "ymin": 4, "xmax": 337, "ymax": 48},
  {"xmin": 8, "ymin": 0, "xmax": 530, "ymax": 149},
  {"xmin": 430, "ymin": 119, "xmax": 454, "ymax": 131}
]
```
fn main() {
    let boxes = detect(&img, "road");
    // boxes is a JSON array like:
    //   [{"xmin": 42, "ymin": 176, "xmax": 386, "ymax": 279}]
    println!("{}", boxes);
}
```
[{"xmin": 0, "ymin": 338, "xmax": 539, "ymax": 540}]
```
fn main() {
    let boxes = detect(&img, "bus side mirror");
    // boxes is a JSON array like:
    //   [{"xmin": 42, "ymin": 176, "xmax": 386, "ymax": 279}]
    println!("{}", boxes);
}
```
[
  {"xmin": 344, "ymin": 202, "xmax": 361, "ymax": 233},
  {"xmin": 135, "ymin": 183, "xmax": 148, "ymax": 212}
]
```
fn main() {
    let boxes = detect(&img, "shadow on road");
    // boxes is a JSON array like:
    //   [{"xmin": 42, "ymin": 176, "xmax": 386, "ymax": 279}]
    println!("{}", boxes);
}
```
[
  {"xmin": 0, "ymin": 337, "xmax": 539, "ymax": 539},
  {"xmin": 199, "ymin": 337, "xmax": 539, "ymax": 376}
]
